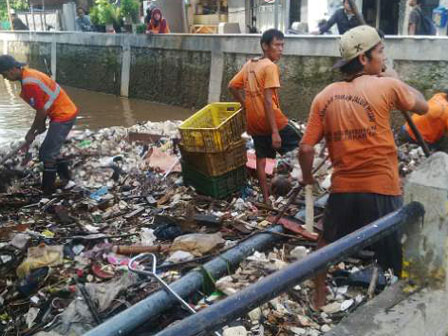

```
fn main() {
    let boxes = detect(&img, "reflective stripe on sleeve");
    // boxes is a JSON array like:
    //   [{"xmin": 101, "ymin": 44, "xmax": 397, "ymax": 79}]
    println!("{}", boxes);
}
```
[{"xmin": 22, "ymin": 77, "xmax": 61, "ymax": 111}]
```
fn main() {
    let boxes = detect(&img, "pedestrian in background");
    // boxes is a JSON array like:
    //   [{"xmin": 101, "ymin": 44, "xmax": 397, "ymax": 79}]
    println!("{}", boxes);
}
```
[
  {"xmin": 144, "ymin": 3, "xmax": 157, "ymax": 25},
  {"xmin": 228, "ymin": 29, "xmax": 301, "ymax": 205},
  {"xmin": 75, "ymin": 7, "xmax": 94, "ymax": 32},
  {"xmin": 312, "ymin": 0, "xmax": 363, "ymax": 35},
  {"xmin": 11, "ymin": 11, "xmax": 29, "ymax": 30},
  {"xmin": 146, "ymin": 8, "xmax": 170, "ymax": 34},
  {"xmin": 408, "ymin": 0, "xmax": 436, "ymax": 35}
]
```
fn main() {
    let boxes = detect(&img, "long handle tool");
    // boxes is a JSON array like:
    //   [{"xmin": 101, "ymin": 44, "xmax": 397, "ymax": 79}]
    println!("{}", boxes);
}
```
[
  {"xmin": 271, "ymin": 155, "xmax": 329, "ymax": 226},
  {"xmin": 402, "ymin": 111, "xmax": 431, "ymax": 157}
]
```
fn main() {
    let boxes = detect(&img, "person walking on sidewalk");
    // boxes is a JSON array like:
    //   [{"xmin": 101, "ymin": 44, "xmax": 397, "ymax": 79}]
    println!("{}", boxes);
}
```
[
  {"xmin": 400, "ymin": 91, "xmax": 448, "ymax": 152},
  {"xmin": 312, "ymin": 0, "xmax": 363, "ymax": 35},
  {"xmin": 0, "ymin": 55, "xmax": 78, "ymax": 195},
  {"xmin": 228, "ymin": 29, "xmax": 301, "ymax": 204},
  {"xmin": 299, "ymin": 26, "xmax": 428, "ymax": 309}
]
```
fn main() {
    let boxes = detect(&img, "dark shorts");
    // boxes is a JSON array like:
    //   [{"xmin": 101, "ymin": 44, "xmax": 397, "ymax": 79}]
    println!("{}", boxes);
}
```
[
  {"xmin": 252, "ymin": 123, "xmax": 301, "ymax": 159},
  {"xmin": 39, "ymin": 118, "xmax": 76, "ymax": 163},
  {"xmin": 323, "ymin": 193, "xmax": 403, "ymax": 275}
]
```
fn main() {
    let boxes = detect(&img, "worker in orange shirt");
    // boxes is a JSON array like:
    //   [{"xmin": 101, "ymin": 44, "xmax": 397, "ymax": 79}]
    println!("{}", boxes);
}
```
[
  {"xmin": 228, "ymin": 29, "xmax": 301, "ymax": 204},
  {"xmin": 299, "ymin": 26, "xmax": 428, "ymax": 309},
  {"xmin": 0, "ymin": 55, "xmax": 78, "ymax": 195},
  {"xmin": 400, "ymin": 91, "xmax": 448, "ymax": 152}
]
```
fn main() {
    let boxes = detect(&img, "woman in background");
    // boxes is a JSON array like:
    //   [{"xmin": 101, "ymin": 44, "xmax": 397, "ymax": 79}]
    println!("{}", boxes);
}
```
[{"xmin": 146, "ymin": 8, "xmax": 170, "ymax": 34}]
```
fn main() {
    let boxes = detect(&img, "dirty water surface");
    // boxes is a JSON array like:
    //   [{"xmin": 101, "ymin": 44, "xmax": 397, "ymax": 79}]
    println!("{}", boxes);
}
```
[{"xmin": 0, "ymin": 78, "xmax": 192, "ymax": 146}]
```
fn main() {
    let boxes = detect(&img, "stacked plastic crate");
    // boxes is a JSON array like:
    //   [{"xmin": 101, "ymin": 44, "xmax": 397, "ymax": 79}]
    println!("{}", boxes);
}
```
[{"xmin": 178, "ymin": 103, "xmax": 247, "ymax": 199}]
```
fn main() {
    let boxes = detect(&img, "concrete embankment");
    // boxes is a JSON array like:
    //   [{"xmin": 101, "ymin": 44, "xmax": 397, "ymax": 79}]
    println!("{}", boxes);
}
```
[
  {"xmin": 1, "ymin": 32, "xmax": 448, "ymax": 125},
  {"xmin": 329, "ymin": 152, "xmax": 448, "ymax": 336}
]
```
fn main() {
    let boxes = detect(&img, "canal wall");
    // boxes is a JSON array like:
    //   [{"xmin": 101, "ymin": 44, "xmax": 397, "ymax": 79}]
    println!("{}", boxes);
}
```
[{"xmin": 1, "ymin": 32, "xmax": 448, "ymax": 122}]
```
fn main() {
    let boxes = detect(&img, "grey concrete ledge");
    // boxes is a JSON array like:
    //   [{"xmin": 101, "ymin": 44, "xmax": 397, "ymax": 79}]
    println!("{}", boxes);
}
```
[
  {"xmin": 326, "ymin": 282, "xmax": 448, "ymax": 336},
  {"xmin": 1, "ymin": 31, "xmax": 448, "ymax": 61}
]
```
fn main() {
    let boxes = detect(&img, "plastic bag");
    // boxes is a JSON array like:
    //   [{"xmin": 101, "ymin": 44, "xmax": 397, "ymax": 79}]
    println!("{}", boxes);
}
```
[
  {"xmin": 170, "ymin": 233, "xmax": 224, "ymax": 256},
  {"xmin": 17, "ymin": 245, "xmax": 63, "ymax": 278}
]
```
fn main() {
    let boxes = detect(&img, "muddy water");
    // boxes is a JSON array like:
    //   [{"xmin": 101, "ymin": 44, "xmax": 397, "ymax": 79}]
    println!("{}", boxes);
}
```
[{"xmin": 0, "ymin": 78, "xmax": 192, "ymax": 146}]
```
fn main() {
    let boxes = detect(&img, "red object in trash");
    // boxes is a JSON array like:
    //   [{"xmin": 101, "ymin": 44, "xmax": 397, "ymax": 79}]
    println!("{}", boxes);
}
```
[
  {"xmin": 91, "ymin": 263, "xmax": 115, "ymax": 279},
  {"xmin": 268, "ymin": 215, "xmax": 319, "ymax": 241}
]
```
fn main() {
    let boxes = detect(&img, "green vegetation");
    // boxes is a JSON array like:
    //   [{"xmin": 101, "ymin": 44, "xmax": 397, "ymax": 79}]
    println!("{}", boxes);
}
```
[
  {"xmin": 89, "ymin": 0, "xmax": 121, "ymax": 26},
  {"xmin": 136, "ymin": 23, "xmax": 146, "ymax": 34},
  {"xmin": 0, "ymin": 0, "xmax": 28, "ymax": 22},
  {"xmin": 120, "ymin": 0, "xmax": 139, "ymax": 23}
]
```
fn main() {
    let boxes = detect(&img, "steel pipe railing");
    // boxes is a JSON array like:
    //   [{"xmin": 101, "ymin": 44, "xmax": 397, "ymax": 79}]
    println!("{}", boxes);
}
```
[{"xmin": 155, "ymin": 202, "xmax": 425, "ymax": 336}]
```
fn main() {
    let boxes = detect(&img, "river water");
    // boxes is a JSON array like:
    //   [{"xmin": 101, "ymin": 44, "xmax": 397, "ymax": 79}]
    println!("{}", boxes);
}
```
[{"xmin": 0, "ymin": 78, "xmax": 192, "ymax": 146}]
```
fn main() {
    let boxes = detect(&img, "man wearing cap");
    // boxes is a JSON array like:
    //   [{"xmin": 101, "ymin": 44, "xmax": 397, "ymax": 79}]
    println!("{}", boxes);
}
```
[
  {"xmin": 0, "ymin": 55, "xmax": 78, "ymax": 195},
  {"xmin": 299, "ymin": 26, "xmax": 428, "ymax": 309}
]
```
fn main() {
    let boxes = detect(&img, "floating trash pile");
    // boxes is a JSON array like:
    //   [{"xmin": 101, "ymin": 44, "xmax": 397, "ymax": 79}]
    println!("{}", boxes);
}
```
[{"xmin": 0, "ymin": 121, "xmax": 424, "ymax": 335}]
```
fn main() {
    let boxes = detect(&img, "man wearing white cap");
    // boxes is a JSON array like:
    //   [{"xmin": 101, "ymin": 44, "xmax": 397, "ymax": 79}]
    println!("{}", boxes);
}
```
[{"xmin": 299, "ymin": 25, "xmax": 428, "ymax": 309}]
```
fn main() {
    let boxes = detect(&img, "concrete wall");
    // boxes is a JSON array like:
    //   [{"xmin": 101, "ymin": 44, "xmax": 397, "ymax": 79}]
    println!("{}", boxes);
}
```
[
  {"xmin": 403, "ymin": 152, "xmax": 448, "ymax": 288},
  {"xmin": 2, "ymin": 32, "xmax": 448, "ymax": 123},
  {"xmin": 56, "ymin": 44, "xmax": 122, "ymax": 95}
]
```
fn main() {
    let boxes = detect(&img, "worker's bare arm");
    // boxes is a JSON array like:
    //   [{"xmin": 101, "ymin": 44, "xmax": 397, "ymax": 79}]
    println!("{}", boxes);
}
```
[
  {"xmin": 228, "ymin": 87, "xmax": 245, "ymax": 108},
  {"xmin": 407, "ymin": 86, "xmax": 429, "ymax": 115},
  {"xmin": 26, "ymin": 109, "xmax": 47, "ymax": 144}
]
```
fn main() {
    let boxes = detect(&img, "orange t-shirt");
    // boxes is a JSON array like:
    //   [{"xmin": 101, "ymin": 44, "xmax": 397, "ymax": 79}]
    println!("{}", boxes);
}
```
[
  {"xmin": 405, "ymin": 93, "xmax": 448, "ymax": 144},
  {"xmin": 147, "ymin": 20, "xmax": 170, "ymax": 34},
  {"xmin": 20, "ymin": 68, "xmax": 77, "ymax": 122},
  {"xmin": 302, "ymin": 75, "xmax": 416, "ymax": 196},
  {"xmin": 228, "ymin": 58, "xmax": 288, "ymax": 136}
]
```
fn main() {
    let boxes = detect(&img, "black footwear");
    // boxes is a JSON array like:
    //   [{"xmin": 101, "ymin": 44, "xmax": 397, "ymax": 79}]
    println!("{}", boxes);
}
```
[
  {"xmin": 56, "ymin": 160, "xmax": 71, "ymax": 182},
  {"xmin": 42, "ymin": 167, "xmax": 57, "ymax": 196}
]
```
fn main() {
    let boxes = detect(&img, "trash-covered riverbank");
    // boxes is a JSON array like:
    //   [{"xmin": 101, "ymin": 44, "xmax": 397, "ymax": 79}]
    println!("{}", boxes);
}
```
[{"xmin": 0, "ymin": 121, "xmax": 426, "ymax": 336}]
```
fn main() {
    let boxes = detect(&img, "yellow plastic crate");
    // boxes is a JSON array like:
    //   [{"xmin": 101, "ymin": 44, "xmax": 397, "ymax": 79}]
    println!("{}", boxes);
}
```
[
  {"xmin": 180, "ymin": 139, "xmax": 247, "ymax": 177},
  {"xmin": 179, "ymin": 102, "xmax": 246, "ymax": 153}
]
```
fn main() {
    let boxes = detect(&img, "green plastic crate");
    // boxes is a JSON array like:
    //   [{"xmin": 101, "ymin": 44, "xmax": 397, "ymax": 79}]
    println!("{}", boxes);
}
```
[{"xmin": 181, "ymin": 161, "xmax": 247, "ymax": 199}]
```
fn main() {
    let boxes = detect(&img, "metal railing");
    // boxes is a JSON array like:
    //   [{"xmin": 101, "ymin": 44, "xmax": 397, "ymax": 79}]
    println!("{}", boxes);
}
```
[{"xmin": 155, "ymin": 202, "xmax": 425, "ymax": 336}]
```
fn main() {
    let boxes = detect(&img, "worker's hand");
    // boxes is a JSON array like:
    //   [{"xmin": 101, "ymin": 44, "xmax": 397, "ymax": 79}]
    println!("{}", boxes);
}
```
[
  {"xmin": 25, "ymin": 130, "xmax": 36, "ymax": 144},
  {"xmin": 310, "ymin": 30, "xmax": 320, "ymax": 35},
  {"xmin": 18, "ymin": 142, "xmax": 30, "ymax": 154},
  {"xmin": 300, "ymin": 175, "xmax": 316, "ymax": 186},
  {"xmin": 271, "ymin": 131, "xmax": 281, "ymax": 150}
]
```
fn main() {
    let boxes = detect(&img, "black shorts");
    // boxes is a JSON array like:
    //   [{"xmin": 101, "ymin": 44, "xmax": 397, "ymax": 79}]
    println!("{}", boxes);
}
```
[
  {"xmin": 323, "ymin": 193, "xmax": 403, "ymax": 275},
  {"xmin": 252, "ymin": 123, "xmax": 301, "ymax": 159}
]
